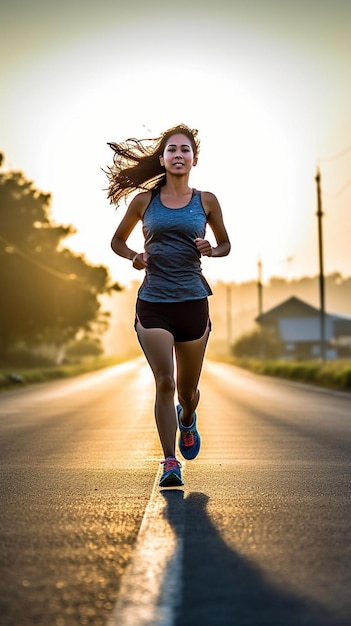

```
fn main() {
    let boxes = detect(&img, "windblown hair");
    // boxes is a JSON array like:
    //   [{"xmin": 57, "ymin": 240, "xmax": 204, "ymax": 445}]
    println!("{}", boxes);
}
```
[{"xmin": 105, "ymin": 123, "xmax": 200, "ymax": 205}]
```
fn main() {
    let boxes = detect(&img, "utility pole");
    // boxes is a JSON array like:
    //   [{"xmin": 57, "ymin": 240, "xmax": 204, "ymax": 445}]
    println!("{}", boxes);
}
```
[
  {"xmin": 315, "ymin": 167, "xmax": 326, "ymax": 361},
  {"xmin": 257, "ymin": 257, "xmax": 264, "ymax": 358},
  {"xmin": 226, "ymin": 283, "xmax": 232, "ymax": 351},
  {"xmin": 257, "ymin": 257, "xmax": 263, "ymax": 316}
]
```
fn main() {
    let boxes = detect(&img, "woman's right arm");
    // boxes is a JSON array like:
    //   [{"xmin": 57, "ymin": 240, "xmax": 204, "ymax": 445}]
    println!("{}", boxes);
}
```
[{"xmin": 111, "ymin": 191, "xmax": 150, "ymax": 268}]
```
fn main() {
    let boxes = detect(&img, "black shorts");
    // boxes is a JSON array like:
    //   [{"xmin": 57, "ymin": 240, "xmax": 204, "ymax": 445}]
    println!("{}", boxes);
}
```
[{"xmin": 135, "ymin": 297, "xmax": 211, "ymax": 342}]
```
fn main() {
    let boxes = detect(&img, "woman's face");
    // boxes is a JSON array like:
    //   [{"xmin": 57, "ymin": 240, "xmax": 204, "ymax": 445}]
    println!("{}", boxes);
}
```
[{"xmin": 160, "ymin": 133, "xmax": 198, "ymax": 174}]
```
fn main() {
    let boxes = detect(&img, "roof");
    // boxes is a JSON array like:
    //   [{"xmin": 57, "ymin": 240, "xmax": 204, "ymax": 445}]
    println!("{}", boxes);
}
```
[
  {"xmin": 256, "ymin": 296, "xmax": 351, "ymax": 331},
  {"xmin": 256, "ymin": 296, "xmax": 320, "ymax": 323},
  {"xmin": 332, "ymin": 315, "xmax": 351, "ymax": 337}
]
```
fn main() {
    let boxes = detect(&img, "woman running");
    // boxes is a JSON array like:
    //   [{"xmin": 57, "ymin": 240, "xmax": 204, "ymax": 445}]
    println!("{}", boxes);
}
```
[{"xmin": 106, "ymin": 123, "xmax": 231, "ymax": 487}]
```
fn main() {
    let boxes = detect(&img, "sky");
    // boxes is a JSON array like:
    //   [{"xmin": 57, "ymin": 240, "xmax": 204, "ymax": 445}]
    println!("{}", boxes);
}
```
[{"xmin": 1, "ymin": 0, "xmax": 351, "ymax": 287}]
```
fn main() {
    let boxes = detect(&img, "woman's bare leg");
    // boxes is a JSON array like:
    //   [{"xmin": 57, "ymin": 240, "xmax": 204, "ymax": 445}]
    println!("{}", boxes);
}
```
[
  {"xmin": 175, "ymin": 327, "xmax": 210, "ymax": 426},
  {"xmin": 136, "ymin": 323, "xmax": 177, "ymax": 458}
]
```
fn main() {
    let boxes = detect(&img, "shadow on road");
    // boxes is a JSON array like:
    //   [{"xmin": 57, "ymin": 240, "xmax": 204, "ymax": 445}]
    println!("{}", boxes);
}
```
[{"xmin": 161, "ymin": 490, "xmax": 346, "ymax": 626}]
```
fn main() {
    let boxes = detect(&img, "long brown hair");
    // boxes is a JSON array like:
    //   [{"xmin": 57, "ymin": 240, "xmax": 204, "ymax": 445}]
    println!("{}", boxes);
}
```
[{"xmin": 105, "ymin": 123, "xmax": 200, "ymax": 205}]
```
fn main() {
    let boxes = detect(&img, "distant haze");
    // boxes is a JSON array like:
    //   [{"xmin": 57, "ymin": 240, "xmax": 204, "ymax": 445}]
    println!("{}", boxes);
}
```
[{"xmin": 102, "ymin": 273, "xmax": 351, "ymax": 357}]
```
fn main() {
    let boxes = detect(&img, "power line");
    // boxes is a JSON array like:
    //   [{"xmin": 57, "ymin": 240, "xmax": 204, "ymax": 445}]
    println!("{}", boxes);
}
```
[
  {"xmin": 323, "ymin": 177, "xmax": 351, "ymax": 198},
  {"xmin": 317, "ymin": 141, "xmax": 351, "ymax": 198},
  {"xmin": 319, "ymin": 142, "xmax": 351, "ymax": 162},
  {"xmin": 0, "ymin": 234, "xmax": 78, "ymax": 282}
]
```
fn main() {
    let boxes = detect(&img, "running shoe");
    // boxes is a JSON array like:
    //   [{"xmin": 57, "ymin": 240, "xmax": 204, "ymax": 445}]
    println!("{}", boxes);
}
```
[
  {"xmin": 177, "ymin": 404, "xmax": 201, "ymax": 460},
  {"xmin": 159, "ymin": 456, "xmax": 184, "ymax": 487}
]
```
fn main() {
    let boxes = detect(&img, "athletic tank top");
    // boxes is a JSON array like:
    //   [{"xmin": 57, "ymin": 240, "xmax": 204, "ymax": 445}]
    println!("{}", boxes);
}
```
[{"xmin": 137, "ymin": 188, "xmax": 213, "ymax": 303}]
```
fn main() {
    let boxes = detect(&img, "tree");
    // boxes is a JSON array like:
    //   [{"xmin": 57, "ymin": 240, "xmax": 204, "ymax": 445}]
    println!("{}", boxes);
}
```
[
  {"xmin": 65, "ymin": 338, "xmax": 104, "ymax": 359},
  {"xmin": 231, "ymin": 328, "xmax": 282, "ymax": 359},
  {"xmin": 0, "ymin": 157, "xmax": 121, "ymax": 363}
]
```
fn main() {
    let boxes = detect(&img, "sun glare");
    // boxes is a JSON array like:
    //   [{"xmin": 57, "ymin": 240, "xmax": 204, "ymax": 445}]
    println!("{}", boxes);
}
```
[{"xmin": 2, "ymin": 5, "xmax": 351, "ymax": 286}]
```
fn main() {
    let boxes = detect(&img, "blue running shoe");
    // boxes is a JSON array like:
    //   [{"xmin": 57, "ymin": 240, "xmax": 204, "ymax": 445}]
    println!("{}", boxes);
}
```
[
  {"xmin": 159, "ymin": 457, "xmax": 184, "ymax": 487},
  {"xmin": 177, "ymin": 404, "xmax": 201, "ymax": 460}
]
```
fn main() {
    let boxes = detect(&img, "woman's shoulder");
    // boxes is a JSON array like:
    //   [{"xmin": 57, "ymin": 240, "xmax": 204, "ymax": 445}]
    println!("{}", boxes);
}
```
[
  {"xmin": 133, "ymin": 190, "xmax": 152, "ymax": 204},
  {"xmin": 199, "ymin": 190, "xmax": 217, "ymax": 201},
  {"xmin": 129, "ymin": 190, "xmax": 153, "ymax": 216},
  {"xmin": 198, "ymin": 190, "xmax": 220, "ymax": 214}
]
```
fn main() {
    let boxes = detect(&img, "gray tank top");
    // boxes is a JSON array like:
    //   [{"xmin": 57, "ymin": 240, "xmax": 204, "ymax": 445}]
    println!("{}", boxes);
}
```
[{"xmin": 137, "ymin": 188, "xmax": 213, "ymax": 303}]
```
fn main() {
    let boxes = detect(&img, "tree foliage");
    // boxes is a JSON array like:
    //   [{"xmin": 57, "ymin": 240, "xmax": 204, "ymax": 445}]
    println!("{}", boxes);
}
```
[
  {"xmin": 231, "ymin": 329, "xmax": 282, "ymax": 359},
  {"xmin": 65, "ymin": 338, "xmax": 104, "ymax": 359},
  {"xmin": 0, "ymin": 158, "xmax": 121, "ymax": 362}
]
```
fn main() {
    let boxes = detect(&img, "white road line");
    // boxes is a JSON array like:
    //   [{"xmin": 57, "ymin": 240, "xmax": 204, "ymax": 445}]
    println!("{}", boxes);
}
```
[{"xmin": 107, "ymin": 464, "xmax": 185, "ymax": 626}]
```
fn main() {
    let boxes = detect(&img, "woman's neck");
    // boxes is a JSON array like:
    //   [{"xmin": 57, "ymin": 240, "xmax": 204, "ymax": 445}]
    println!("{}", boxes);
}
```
[{"xmin": 162, "ymin": 176, "xmax": 192, "ymax": 197}]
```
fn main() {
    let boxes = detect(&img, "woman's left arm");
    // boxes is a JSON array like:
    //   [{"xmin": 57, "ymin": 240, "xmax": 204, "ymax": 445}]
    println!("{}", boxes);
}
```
[{"xmin": 195, "ymin": 191, "xmax": 231, "ymax": 258}]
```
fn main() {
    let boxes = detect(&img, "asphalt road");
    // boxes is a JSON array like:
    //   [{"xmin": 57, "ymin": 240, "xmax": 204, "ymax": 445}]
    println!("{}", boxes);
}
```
[{"xmin": 0, "ymin": 359, "xmax": 350, "ymax": 626}]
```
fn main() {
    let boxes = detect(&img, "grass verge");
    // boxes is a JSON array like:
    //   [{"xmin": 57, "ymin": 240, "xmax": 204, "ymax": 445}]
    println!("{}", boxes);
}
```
[
  {"xmin": 0, "ymin": 356, "xmax": 131, "ymax": 391},
  {"xmin": 2, "ymin": 354, "xmax": 351, "ymax": 394},
  {"xmin": 216, "ymin": 356, "xmax": 351, "ymax": 392}
]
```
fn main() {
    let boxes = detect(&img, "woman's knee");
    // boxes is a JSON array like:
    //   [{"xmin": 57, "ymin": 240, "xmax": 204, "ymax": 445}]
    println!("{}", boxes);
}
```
[
  {"xmin": 156, "ymin": 373, "xmax": 175, "ymax": 396},
  {"xmin": 178, "ymin": 387, "xmax": 197, "ymax": 405}
]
